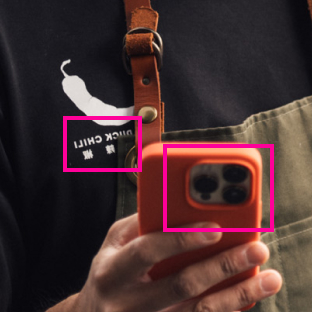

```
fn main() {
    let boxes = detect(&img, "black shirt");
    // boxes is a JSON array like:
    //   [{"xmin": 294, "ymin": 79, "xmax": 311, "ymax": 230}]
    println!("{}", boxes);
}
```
[{"xmin": 1, "ymin": 0, "xmax": 312, "ymax": 310}]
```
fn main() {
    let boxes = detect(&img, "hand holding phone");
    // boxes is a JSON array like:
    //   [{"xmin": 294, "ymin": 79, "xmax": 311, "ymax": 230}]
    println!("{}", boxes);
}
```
[
  {"xmin": 138, "ymin": 142, "xmax": 263, "ymax": 310},
  {"xmin": 54, "ymin": 214, "xmax": 281, "ymax": 312}
]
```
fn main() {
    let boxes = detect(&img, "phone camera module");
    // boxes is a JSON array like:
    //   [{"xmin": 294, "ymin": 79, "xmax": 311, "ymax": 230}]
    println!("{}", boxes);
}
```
[
  {"xmin": 223, "ymin": 165, "xmax": 248, "ymax": 183},
  {"xmin": 194, "ymin": 175, "xmax": 218, "ymax": 194},
  {"xmin": 223, "ymin": 186, "xmax": 247, "ymax": 204},
  {"xmin": 200, "ymin": 193, "xmax": 211, "ymax": 200}
]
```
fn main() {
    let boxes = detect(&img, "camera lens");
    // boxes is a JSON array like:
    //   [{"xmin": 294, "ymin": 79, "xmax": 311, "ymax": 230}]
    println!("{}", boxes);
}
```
[
  {"xmin": 223, "ymin": 165, "xmax": 248, "ymax": 183},
  {"xmin": 223, "ymin": 186, "xmax": 247, "ymax": 204},
  {"xmin": 194, "ymin": 175, "xmax": 218, "ymax": 193}
]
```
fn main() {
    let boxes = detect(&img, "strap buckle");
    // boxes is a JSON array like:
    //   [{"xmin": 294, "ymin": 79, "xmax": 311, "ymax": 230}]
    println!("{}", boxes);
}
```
[{"xmin": 122, "ymin": 27, "xmax": 163, "ymax": 75}]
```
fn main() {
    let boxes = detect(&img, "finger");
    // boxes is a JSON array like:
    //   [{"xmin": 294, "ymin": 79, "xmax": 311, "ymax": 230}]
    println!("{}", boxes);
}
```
[
  {"xmin": 192, "ymin": 269, "xmax": 282, "ymax": 312},
  {"xmin": 167, "ymin": 241, "xmax": 269, "ymax": 301},
  {"xmin": 131, "ymin": 241, "xmax": 269, "ymax": 311},
  {"xmin": 112, "ymin": 222, "xmax": 222, "ymax": 280},
  {"xmin": 102, "ymin": 213, "xmax": 139, "ymax": 250},
  {"xmin": 160, "ymin": 302, "xmax": 242, "ymax": 312}
]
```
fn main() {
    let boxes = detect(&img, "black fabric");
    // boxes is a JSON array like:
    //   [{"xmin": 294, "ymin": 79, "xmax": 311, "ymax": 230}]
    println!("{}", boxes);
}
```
[{"xmin": 0, "ymin": 0, "xmax": 312, "ymax": 310}]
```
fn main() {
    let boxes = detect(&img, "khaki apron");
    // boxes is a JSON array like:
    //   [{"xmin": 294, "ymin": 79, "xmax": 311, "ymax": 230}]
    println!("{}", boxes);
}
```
[{"xmin": 116, "ymin": 95, "xmax": 312, "ymax": 312}]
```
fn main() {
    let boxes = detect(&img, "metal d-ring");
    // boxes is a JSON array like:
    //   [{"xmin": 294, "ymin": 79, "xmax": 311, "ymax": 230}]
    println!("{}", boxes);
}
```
[
  {"xmin": 124, "ymin": 146, "xmax": 138, "ymax": 185},
  {"xmin": 122, "ymin": 27, "xmax": 163, "ymax": 75}
]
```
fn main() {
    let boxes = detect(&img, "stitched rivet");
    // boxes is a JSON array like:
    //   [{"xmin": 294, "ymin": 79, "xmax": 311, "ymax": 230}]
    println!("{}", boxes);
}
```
[
  {"xmin": 142, "ymin": 77, "xmax": 150, "ymax": 85},
  {"xmin": 138, "ymin": 106, "xmax": 157, "ymax": 123}
]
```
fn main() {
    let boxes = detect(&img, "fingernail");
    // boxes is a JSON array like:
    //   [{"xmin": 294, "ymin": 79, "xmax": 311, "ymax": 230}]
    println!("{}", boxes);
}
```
[
  {"xmin": 199, "ymin": 224, "xmax": 221, "ymax": 242},
  {"xmin": 200, "ymin": 231, "xmax": 221, "ymax": 242},
  {"xmin": 245, "ymin": 242, "xmax": 268, "ymax": 265},
  {"xmin": 260, "ymin": 271, "xmax": 282, "ymax": 294}
]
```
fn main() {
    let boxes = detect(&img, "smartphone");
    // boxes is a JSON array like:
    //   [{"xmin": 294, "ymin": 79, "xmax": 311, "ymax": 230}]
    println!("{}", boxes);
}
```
[{"xmin": 137, "ymin": 142, "xmax": 262, "ymax": 310}]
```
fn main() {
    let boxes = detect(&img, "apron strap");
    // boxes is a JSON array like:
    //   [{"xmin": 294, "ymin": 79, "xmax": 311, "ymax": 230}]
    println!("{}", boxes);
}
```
[
  {"xmin": 308, "ymin": 0, "xmax": 312, "ymax": 19},
  {"xmin": 123, "ymin": 0, "xmax": 164, "ymax": 156}
]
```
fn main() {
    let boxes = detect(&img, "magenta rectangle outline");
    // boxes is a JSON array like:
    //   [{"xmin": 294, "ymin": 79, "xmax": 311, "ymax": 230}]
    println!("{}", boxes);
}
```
[
  {"xmin": 63, "ymin": 116, "xmax": 142, "ymax": 172},
  {"xmin": 163, "ymin": 143, "xmax": 274, "ymax": 233}
]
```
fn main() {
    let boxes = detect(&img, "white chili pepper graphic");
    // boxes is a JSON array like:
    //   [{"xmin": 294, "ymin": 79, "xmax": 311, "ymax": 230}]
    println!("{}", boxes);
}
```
[{"xmin": 61, "ymin": 59, "xmax": 133, "ymax": 126}]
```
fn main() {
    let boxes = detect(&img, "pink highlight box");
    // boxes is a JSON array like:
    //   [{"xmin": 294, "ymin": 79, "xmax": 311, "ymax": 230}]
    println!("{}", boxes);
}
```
[
  {"xmin": 162, "ymin": 143, "xmax": 274, "ymax": 233},
  {"xmin": 63, "ymin": 116, "xmax": 142, "ymax": 172}
]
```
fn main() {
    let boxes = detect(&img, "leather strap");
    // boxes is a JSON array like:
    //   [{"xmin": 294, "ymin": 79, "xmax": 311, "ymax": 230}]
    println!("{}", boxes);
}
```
[
  {"xmin": 309, "ymin": 0, "xmax": 312, "ymax": 19},
  {"xmin": 124, "ymin": 0, "xmax": 151, "ymax": 30},
  {"xmin": 123, "ymin": 0, "xmax": 164, "ymax": 154}
]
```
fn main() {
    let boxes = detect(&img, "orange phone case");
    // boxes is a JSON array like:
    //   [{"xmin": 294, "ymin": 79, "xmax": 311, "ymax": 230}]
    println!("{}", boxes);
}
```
[{"xmin": 138, "ymin": 142, "xmax": 262, "ymax": 310}]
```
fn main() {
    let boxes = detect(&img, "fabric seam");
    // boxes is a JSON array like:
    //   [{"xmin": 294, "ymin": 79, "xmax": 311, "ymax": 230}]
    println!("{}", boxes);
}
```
[
  {"xmin": 165, "ymin": 99, "xmax": 312, "ymax": 140},
  {"xmin": 265, "ymin": 226, "xmax": 312, "ymax": 246}
]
